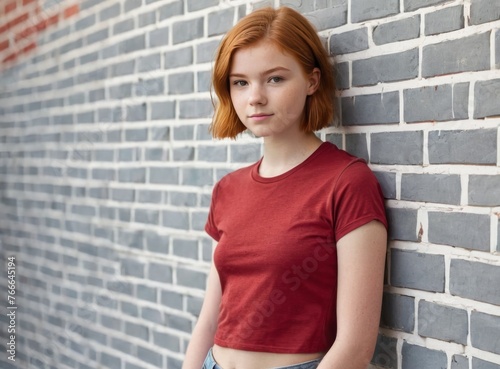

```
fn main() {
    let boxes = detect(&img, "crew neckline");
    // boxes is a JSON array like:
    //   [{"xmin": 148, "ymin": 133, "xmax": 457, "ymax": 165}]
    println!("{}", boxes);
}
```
[{"xmin": 251, "ymin": 141, "xmax": 331, "ymax": 183}]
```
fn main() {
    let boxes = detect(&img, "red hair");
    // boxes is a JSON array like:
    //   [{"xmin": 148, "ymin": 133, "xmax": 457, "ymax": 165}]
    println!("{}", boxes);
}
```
[{"xmin": 210, "ymin": 6, "xmax": 336, "ymax": 139}]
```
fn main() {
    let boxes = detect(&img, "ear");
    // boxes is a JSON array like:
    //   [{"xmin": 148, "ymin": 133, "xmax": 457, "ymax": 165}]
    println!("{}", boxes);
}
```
[{"xmin": 307, "ymin": 68, "xmax": 321, "ymax": 95}]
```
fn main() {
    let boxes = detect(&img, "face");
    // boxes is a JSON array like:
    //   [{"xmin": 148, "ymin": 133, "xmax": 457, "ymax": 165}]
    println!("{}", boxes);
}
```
[{"xmin": 229, "ymin": 40, "xmax": 320, "ymax": 139}]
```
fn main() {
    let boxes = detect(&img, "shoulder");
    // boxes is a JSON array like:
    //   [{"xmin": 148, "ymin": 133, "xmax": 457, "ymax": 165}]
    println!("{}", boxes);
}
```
[{"xmin": 214, "ymin": 160, "xmax": 259, "ymax": 192}]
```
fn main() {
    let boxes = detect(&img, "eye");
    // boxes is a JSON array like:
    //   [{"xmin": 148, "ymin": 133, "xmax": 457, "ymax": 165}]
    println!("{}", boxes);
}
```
[
  {"xmin": 232, "ymin": 80, "xmax": 248, "ymax": 87},
  {"xmin": 268, "ymin": 76, "xmax": 283, "ymax": 83}
]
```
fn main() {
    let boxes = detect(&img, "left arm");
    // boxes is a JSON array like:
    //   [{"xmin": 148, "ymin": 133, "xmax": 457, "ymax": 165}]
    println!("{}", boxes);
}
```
[{"xmin": 317, "ymin": 220, "xmax": 387, "ymax": 369}]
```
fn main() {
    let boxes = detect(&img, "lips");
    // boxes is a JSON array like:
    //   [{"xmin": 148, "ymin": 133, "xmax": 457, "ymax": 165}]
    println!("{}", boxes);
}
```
[{"xmin": 249, "ymin": 113, "xmax": 273, "ymax": 118}]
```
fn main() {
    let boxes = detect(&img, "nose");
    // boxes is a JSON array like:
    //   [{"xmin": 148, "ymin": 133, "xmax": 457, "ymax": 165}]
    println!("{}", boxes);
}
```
[{"xmin": 248, "ymin": 84, "xmax": 266, "ymax": 105}]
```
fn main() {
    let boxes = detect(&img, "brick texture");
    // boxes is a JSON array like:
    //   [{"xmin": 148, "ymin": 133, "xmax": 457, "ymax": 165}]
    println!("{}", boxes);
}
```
[{"xmin": 0, "ymin": 0, "xmax": 499, "ymax": 368}]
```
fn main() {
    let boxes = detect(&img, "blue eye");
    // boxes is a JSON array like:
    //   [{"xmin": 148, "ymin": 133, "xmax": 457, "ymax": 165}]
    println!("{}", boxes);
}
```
[{"xmin": 269, "ymin": 76, "xmax": 283, "ymax": 83}]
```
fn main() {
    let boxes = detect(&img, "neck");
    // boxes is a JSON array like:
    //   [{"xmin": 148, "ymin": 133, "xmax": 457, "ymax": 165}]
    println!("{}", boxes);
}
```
[{"xmin": 259, "ymin": 132, "xmax": 323, "ymax": 177}]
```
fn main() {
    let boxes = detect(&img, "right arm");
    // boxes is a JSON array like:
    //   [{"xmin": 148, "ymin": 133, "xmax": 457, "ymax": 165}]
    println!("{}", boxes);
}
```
[{"xmin": 182, "ymin": 243, "xmax": 221, "ymax": 369}]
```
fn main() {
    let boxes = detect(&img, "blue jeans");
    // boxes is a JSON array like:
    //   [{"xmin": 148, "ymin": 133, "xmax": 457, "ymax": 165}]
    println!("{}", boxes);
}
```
[{"xmin": 202, "ymin": 348, "xmax": 322, "ymax": 369}]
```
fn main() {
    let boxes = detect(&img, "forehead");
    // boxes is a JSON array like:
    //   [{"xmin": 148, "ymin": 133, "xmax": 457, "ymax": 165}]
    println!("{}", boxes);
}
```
[{"xmin": 230, "ymin": 40, "xmax": 301, "ymax": 72}]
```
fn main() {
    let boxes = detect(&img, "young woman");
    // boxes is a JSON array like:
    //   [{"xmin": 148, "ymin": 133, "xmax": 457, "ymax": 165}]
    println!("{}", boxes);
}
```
[{"xmin": 182, "ymin": 6, "xmax": 388, "ymax": 369}]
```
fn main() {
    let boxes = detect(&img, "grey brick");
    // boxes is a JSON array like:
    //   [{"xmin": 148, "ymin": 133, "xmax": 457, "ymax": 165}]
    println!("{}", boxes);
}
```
[
  {"xmin": 123, "ymin": 0, "xmax": 142, "ymax": 12},
  {"xmin": 101, "ymin": 314, "xmax": 121, "ymax": 331},
  {"xmin": 135, "ymin": 208, "xmax": 159, "ymax": 225},
  {"xmin": 371, "ymin": 334, "xmax": 398, "ymax": 368},
  {"xmin": 451, "ymin": 355, "xmax": 469, "ymax": 369},
  {"xmin": 187, "ymin": 296, "xmax": 203, "ymax": 316},
  {"xmin": 425, "ymin": 6, "xmax": 464, "ymax": 36},
  {"xmin": 170, "ymin": 191, "xmax": 197, "ymax": 206},
  {"xmin": 163, "ymin": 210, "xmax": 189, "ymax": 229},
  {"xmin": 94, "ymin": 149, "xmax": 114, "ymax": 161},
  {"xmin": 121, "ymin": 259, "xmax": 145, "ymax": 278},
  {"xmin": 138, "ymin": 190, "xmax": 163, "ymax": 204},
  {"xmin": 167, "ymin": 358, "xmax": 183, "ymax": 369},
  {"xmin": 112, "ymin": 188, "xmax": 135, "ymax": 202},
  {"xmin": 418, "ymin": 301, "xmax": 468, "ymax": 344},
  {"xmin": 107, "ymin": 281, "xmax": 133, "ymax": 295},
  {"xmin": 353, "ymin": 49, "xmax": 418, "ymax": 86},
  {"xmin": 330, "ymin": 28, "xmax": 368, "ymax": 55},
  {"xmin": 111, "ymin": 60, "xmax": 135, "ymax": 77},
  {"xmin": 450, "ymin": 259, "xmax": 500, "ymax": 305},
  {"xmin": 405, "ymin": 0, "xmax": 450, "ymax": 11},
  {"xmin": 306, "ymin": 1, "xmax": 348, "ymax": 31},
  {"xmin": 471, "ymin": 311, "xmax": 500, "ymax": 355},
  {"xmin": 371, "ymin": 131, "xmax": 423, "ymax": 165},
  {"xmin": 142, "ymin": 306, "xmax": 163, "ymax": 324},
  {"xmin": 173, "ymin": 239, "xmax": 198, "ymax": 259},
  {"xmin": 120, "ymin": 34, "xmax": 146, "ymax": 54},
  {"xmin": 351, "ymin": 0, "xmax": 399, "ymax": 22},
  {"xmin": 111, "ymin": 337, "xmax": 132, "ymax": 354},
  {"xmin": 326, "ymin": 133, "xmax": 342, "ymax": 148},
  {"xmin": 423, "ymin": 33, "xmax": 490, "ymax": 77},
  {"xmin": 125, "ymin": 363, "xmax": 147, "ymax": 369},
  {"xmin": 179, "ymin": 99, "xmax": 213, "ymax": 119},
  {"xmin": 475, "ymin": 79, "xmax": 500, "ymax": 118},
  {"xmin": 165, "ymin": 312, "xmax": 192, "ymax": 332},
  {"xmin": 197, "ymin": 70, "xmax": 212, "ymax": 92},
  {"xmin": 71, "ymin": 204, "xmax": 97, "ymax": 217},
  {"xmin": 173, "ymin": 18, "xmax": 203, "ymax": 44},
  {"xmin": 161, "ymin": 290, "xmax": 183, "ymax": 309},
  {"xmin": 177, "ymin": 268, "xmax": 206, "ymax": 289},
  {"xmin": 405, "ymin": 83, "xmax": 469, "ymax": 123},
  {"xmin": 100, "ymin": 2, "xmax": 120, "ymax": 21},
  {"xmin": 174, "ymin": 125, "xmax": 194, "ymax": 140},
  {"xmin": 470, "ymin": 0, "xmax": 500, "ymax": 25},
  {"xmin": 159, "ymin": 1, "xmax": 183, "ymax": 21},
  {"xmin": 198, "ymin": 145, "xmax": 227, "ymax": 162},
  {"xmin": 134, "ymin": 78, "xmax": 164, "ymax": 97},
  {"xmin": 151, "ymin": 126, "xmax": 170, "ymax": 141},
  {"xmin": 341, "ymin": 92, "xmax": 399, "ymax": 125},
  {"xmin": 208, "ymin": 7, "xmax": 234, "ymax": 36},
  {"xmin": 151, "ymin": 101, "xmax": 175, "ymax": 120},
  {"xmin": 75, "ymin": 13, "xmax": 96, "ymax": 31},
  {"xmin": 125, "ymin": 128, "xmax": 148, "ymax": 141},
  {"xmin": 145, "ymin": 148, "xmax": 168, "ymax": 161},
  {"xmin": 92, "ymin": 168, "xmax": 115, "ymax": 181},
  {"xmin": 125, "ymin": 322, "xmax": 149, "ymax": 341},
  {"xmin": 137, "ymin": 284, "xmax": 157, "ymax": 302},
  {"xmin": 187, "ymin": 0, "xmax": 218, "ymax": 12},
  {"xmin": 110, "ymin": 83, "xmax": 132, "ymax": 99},
  {"xmin": 401, "ymin": 174, "xmax": 461, "ymax": 205},
  {"xmin": 149, "ymin": 262, "xmax": 173, "ymax": 283},
  {"xmin": 374, "ymin": 171, "xmax": 396, "ymax": 199},
  {"xmin": 391, "ymin": 249, "xmax": 444, "ymax": 292},
  {"xmin": 381, "ymin": 293, "xmax": 414, "ymax": 333},
  {"xmin": 144, "ymin": 231, "xmax": 170, "ymax": 254},
  {"xmin": 429, "ymin": 212, "xmax": 490, "ymax": 251},
  {"xmin": 149, "ymin": 26, "xmax": 169, "ymax": 48},
  {"xmin": 402, "ymin": 343, "xmax": 447, "ymax": 369},
  {"xmin": 120, "ymin": 208, "xmax": 132, "ymax": 222},
  {"xmin": 153, "ymin": 331, "xmax": 180, "ymax": 351},
  {"xmin": 182, "ymin": 167, "xmax": 213, "ymax": 186},
  {"xmin": 497, "ymin": 30, "xmax": 500, "ymax": 68},
  {"xmin": 231, "ymin": 144, "xmax": 261, "ymax": 163},
  {"xmin": 469, "ymin": 175, "xmax": 500, "ymax": 206},
  {"xmin": 139, "ymin": 10, "xmax": 156, "ymax": 27},
  {"xmin": 373, "ymin": 16, "xmax": 420, "ymax": 45},
  {"xmin": 121, "ymin": 301, "xmax": 139, "ymax": 317},
  {"xmin": 168, "ymin": 72, "xmax": 194, "ymax": 94},
  {"xmin": 345, "ymin": 134, "xmax": 368, "ymax": 162},
  {"xmin": 138, "ymin": 53, "xmax": 161, "ymax": 72},
  {"xmin": 335, "ymin": 62, "xmax": 349, "ymax": 90},
  {"xmin": 429, "ymin": 129, "xmax": 496, "ymax": 165},
  {"xmin": 196, "ymin": 40, "xmax": 220, "ymax": 63},
  {"xmin": 165, "ymin": 47, "xmax": 193, "ymax": 68},
  {"xmin": 119, "ymin": 167, "xmax": 146, "ymax": 183},
  {"xmin": 85, "ymin": 28, "xmax": 109, "ymax": 45},
  {"xmin": 113, "ymin": 18, "xmax": 134, "ymax": 35},
  {"xmin": 80, "ymin": 51, "xmax": 98, "ymax": 65},
  {"xmin": 150, "ymin": 167, "xmax": 179, "ymax": 184},
  {"xmin": 473, "ymin": 358, "xmax": 500, "ymax": 369},
  {"xmin": 138, "ymin": 346, "xmax": 162, "ymax": 366}
]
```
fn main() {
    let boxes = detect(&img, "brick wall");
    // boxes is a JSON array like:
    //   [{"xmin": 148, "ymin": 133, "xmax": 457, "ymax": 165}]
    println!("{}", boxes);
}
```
[{"xmin": 0, "ymin": 0, "xmax": 499, "ymax": 368}]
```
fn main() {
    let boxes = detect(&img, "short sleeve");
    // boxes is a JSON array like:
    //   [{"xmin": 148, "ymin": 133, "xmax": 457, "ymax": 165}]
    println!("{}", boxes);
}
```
[
  {"xmin": 205, "ymin": 181, "xmax": 221, "ymax": 241},
  {"xmin": 333, "ymin": 160, "xmax": 387, "ymax": 243}
]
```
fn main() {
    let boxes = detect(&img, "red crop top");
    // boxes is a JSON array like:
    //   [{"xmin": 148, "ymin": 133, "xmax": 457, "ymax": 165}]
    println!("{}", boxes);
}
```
[{"xmin": 205, "ymin": 142, "xmax": 387, "ymax": 353}]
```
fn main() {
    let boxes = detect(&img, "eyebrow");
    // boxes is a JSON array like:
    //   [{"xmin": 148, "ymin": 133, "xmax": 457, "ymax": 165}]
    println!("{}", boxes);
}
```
[{"xmin": 229, "ymin": 66, "xmax": 291, "ymax": 78}]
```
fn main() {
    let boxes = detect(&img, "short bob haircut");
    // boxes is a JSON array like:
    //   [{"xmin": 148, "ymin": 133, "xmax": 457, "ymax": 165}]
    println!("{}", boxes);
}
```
[{"xmin": 210, "ymin": 6, "xmax": 336, "ymax": 139}]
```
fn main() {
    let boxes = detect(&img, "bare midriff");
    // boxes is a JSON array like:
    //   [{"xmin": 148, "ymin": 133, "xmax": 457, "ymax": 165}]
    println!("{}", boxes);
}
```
[{"xmin": 212, "ymin": 344, "xmax": 324, "ymax": 369}]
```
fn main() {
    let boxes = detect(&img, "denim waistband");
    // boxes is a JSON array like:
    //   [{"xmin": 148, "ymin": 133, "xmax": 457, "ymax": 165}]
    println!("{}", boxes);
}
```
[{"xmin": 202, "ymin": 348, "xmax": 322, "ymax": 369}]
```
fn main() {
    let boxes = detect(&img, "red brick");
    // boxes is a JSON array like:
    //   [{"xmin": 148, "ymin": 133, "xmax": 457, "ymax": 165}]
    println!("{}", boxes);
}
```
[
  {"xmin": 21, "ymin": 40, "xmax": 36, "ymax": 53},
  {"xmin": 5, "ymin": 1, "xmax": 18, "ymax": 14},
  {"xmin": 0, "ymin": 39, "xmax": 9, "ymax": 52},
  {"xmin": 63, "ymin": 3, "xmax": 79, "ymax": 19}
]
